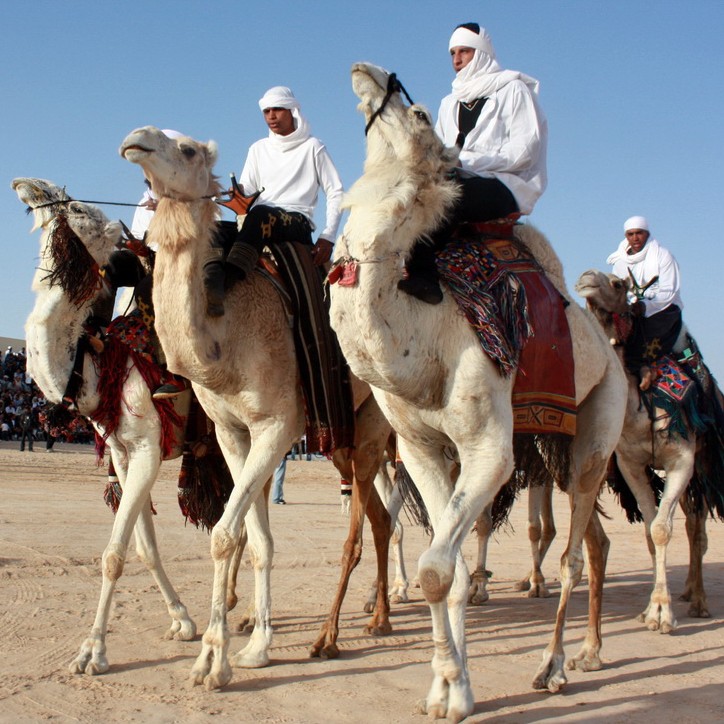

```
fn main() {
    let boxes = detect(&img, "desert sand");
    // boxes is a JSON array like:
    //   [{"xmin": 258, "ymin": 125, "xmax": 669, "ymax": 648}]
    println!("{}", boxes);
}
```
[{"xmin": 1, "ymin": 441, "xmax": 723, "ymax": 723}]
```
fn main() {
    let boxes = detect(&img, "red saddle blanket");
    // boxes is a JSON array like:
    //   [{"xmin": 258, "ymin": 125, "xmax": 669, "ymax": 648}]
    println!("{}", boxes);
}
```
[{"xmin": 436, "ymin": 235, "xmax": 576, "ymax": 437}]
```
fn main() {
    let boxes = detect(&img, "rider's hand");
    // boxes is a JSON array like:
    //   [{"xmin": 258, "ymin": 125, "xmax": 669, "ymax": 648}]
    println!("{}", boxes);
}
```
[
  {"xmin": 311, "ymin": 238, "xmax": 334, "ymax": 266},
  {"xmin": 630, "ymin": 300, "xmax": 646, "ymax": 318},
  {"xmin": 141, "ymin": 198, "xmax": 158, "ymax": 212}
]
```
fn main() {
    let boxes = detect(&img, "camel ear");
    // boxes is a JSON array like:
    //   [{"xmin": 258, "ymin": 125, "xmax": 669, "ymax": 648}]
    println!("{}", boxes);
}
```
[{"xmin": 205, "ymin": 140, "xmax": 219, "ymax": 166}]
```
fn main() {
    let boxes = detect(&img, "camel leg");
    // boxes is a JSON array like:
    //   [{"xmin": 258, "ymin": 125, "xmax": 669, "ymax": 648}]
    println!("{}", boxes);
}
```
[
  {"xmin": 311, "ymin": 396, "xmax": 391, "ymax": 658},
  {"xmin": 532, "ymin": 482, "xmax": 599, "ymax": 692},
  {"xmin": 133, "ymin": 503, "xmax": 196, "ymax": 641},
  {"xmin": 385, "ymin": 475, "xmax": 410, "ymax": 605},
  {"xmin": 532, "ymin": 375, "xmax": 621, "ymax": 693},
  {"xmin": 679, "ymin": 498, "xmax": 710, "ymax": 618},
  {"xmin": 567, "ymin": 509, "xmax": 609, "ymax": 672},
  {"xmin": 70, "ymin": 447, "xmax": 162, "ymax": 675},
  {"xmin": 638, "ymin": 456, "xmax": 694, "ymax": 633},
  {"xmin": 516, "ymin": 481, "xmax": 556, "ymax": 597},
  {"xmin": 230, "ymin": 493, "xmax": 273, "ymax": 669},
  {"xmin": 468, "ymin": 503, "xmax": 492, "ymax": 605},
  {"xmin": 190, "ymin": 424, "xmax": 285, "ymax": 690},
  {"xmin": 364, "ymin": 462, "xmax": 409, "ymax": 609},
  {"xmin": 402, "ymin": 432, "xmax": 513, "ymax": 724}
]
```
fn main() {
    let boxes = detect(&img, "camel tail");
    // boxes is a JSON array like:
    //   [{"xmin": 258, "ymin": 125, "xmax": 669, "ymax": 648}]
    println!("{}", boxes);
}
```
[{"xmin": 394, "ymin": 462, "xmax": 433, "ymax": 535}]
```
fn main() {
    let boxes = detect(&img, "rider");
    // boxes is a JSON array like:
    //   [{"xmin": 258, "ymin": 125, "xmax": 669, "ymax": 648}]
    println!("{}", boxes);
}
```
[
  {"xmin": 607, "ymin": 215, "xmax": 684, "ymax": 390},
  {"xmin": 203, "ymin": 85, "xmax": 343, "ymax": 313},
  {"xmin": 399, "ymin": 22, "xmax": 548, "ymax": 304}
]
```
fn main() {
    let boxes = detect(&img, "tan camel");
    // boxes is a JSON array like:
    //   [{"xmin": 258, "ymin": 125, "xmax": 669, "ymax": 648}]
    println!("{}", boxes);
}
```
[
  {"xmin": 119, "ymin": 127, "xmax": 394, "ymax": 686},
  {"xmin": 329, "ymin": 63, "xmax": 627, "ymax": 721},
  {"xmin": 576, "ymin": 268, "xmax": 724, "ymax": 629},
  {"xmin": 12, "ymin": 177, "xmax": 196, "ymax": 675}
]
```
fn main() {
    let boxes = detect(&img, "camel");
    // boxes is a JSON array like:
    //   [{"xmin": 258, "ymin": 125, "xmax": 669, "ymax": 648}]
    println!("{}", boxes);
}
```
[
  {"xmin": 329, "ymin": 63, "xmax": 627, "ymax": 721},
  {"xmin": 119, "ymin": 127, "xmax": 395, "ymax": 687},
  {"xmin": 576, "ymin": 268, "xmax": 724, "ymax": 630},
  {"xmin": 12, "ymin": 177, "xmax": 197, "ymax": 675}
]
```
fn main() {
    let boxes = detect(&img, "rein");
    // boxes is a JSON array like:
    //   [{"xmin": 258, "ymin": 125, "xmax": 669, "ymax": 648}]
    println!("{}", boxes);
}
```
[
  {"xmin": 365, "ymin": 72, "xmax": 415, "ymax": 135},
  {"xmin": 31, "ymin": 188, "xmax": 237, "ymax": 211}
]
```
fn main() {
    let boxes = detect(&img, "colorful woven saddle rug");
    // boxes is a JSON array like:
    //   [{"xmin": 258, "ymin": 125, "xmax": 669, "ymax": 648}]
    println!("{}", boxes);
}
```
[
  {"xmin": 92, "ymin": 308, "xmax": 184, "ymax": 461},
  {"xmin": 435, "ymin": 231, "xmax": 576, "ymax": 437}
]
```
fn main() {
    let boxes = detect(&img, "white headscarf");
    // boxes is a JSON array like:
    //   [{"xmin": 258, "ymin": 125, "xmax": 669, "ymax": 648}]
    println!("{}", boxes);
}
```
[
  {"xmin": 258, "ymin": 86, "xmax": 311, "ymax": 151},
  {"xmin": 623, "ymin": 215, "xmax": 649, "ymax": 232},
  {"xmin": 449, "ymin": 25, "xmax": 540, "ymax": 103}
]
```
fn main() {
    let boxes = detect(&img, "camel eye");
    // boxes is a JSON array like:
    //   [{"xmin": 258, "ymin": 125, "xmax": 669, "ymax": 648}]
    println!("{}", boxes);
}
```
[
  {"xmin": 181, "ymin": 146, "xmax": 197, "ymax": 159},
  {"xmin": 413, "ymin": 110, "xmax": 430, "ymax": 125},
  {"xmin": 69, "ymin": 203, "xmax": 84, "ymax": 215}
]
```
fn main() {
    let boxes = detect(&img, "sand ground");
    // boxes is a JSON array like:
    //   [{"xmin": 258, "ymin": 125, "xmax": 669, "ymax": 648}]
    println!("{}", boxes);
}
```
[{"xmin": 1, "ymin": 441, "xmax": 723, "ymax": 723}]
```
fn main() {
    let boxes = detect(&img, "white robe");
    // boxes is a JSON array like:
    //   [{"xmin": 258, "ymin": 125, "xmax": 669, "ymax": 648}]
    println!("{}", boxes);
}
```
[
  {"xmin": 607, "ymin": 238, "xmax": 684, "ymax": 317},
  {"xmin": 435, "ymin": 79, "xmax": 547, "ymax": 215},
  {"xmin": 239, "ymin": 136, "xmax": 344, "ymax": 241}
]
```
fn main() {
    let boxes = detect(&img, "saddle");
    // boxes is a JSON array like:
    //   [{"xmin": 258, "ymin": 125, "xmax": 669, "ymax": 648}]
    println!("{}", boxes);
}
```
[{"xmin": 435, "ymin": 227, "xmax": 577, "ymax": 437}]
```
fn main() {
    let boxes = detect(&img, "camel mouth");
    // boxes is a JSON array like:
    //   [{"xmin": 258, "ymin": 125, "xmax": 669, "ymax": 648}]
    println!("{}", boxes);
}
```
[{"xmin": 121, "ymin": 143, "xmax": 154, "ymax": 159}]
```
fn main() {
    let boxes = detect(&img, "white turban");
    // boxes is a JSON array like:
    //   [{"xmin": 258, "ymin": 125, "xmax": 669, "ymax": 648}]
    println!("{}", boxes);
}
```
[
  {"xmin": 624, "ymin": 215, "xmax": 649, "ymax": 232},
  {"xmin": 257, "ymin": 86, "xmax": 310, "ymax": 151},
  {"xmin": 448, "ymin": 24, "xmax": 540, "ymax": 103},
  {"xmin": 448, "ymin": 26, "xmax": 496, "ymax": 57},
  {"xmin": 258, "ymin": 86, "xmax": 300, "ymax": 111}
]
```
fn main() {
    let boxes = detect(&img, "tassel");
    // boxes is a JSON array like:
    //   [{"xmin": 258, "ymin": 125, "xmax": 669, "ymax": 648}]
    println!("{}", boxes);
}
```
[{"xmin": 340, "ymin": 479, "xmax": 352, "ymax": 516}]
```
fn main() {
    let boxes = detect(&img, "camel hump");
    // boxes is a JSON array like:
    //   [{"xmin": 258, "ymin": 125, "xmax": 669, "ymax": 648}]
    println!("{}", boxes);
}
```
[{"xmin": 513, "ymin": 223, "xmax": 569, "ymax": 301}]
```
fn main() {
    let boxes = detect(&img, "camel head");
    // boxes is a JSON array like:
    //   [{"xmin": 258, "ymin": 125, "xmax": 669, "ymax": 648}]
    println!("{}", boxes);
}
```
[
  {"xmin": 13, "ymin": 177, "xmax": 122, "ymax": 304},
  {"xmin": 351, "ymin": 62, "xmax": 458, "ymax": 173},
  {"xmin": 575, "ymin": 269, "xmax": 630, "ymax": 315},
  {"xmin": 12, "ymin": 177, "xmax": 72, "ymax": 232},
  {"xmin": 120, "ymin": 126, "xmax": 220, "ymax": 202}
]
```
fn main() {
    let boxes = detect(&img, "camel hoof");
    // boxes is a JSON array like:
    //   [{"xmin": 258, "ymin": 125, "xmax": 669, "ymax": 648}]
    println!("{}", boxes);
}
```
[
  {"xmin": 527, "ymin": 584, "xmax": 551, "ymax": 599},
  {"xmin": 365, "ymin": 621, "xmax": 392, "ymax": 637},
  {"xmin": 166, "ymin": 619, "xmax": 197, "ymax": 641},
  {"xmin": 363, "ymin": 601, "xmax": 375, "ymax": 614},
  {"xmin": 468, "ymin": 591, "xmax": 489, "ymax": 606},
  {"xmin": 230, "ymin": 651, "xmax": 269, "ymax": 669},
  {"xmin": 515, "ymin": 579, "xmax": 532, "ymax": 592},
  {"xmin": 687, "ymin": 603, "xmax": 711, "ymax": 618},
  {"xmin": 567, "ymin": 654, "xmax": 602, "ymax": 672},
  {"xmin": 659, "ymin": 621, "xmax": 675, "ymax": 634}
]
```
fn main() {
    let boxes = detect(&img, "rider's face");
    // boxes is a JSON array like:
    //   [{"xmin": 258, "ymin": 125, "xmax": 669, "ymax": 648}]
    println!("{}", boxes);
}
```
[
  {"xmin": 263, "ymin": 107, "xmax": 295, "ymax": 136},
  {"xmin": 450, "ymin": 46, "xmax": 476, "ymax": 73},
  {"xmin": 625, "ymin": 228, "xmax": 650, "ymax": 254}
]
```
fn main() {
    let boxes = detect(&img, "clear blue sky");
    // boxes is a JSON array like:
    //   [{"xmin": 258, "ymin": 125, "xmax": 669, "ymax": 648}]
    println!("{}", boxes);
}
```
[{"xmin": 2, "ymin": 1, "xmax": 723, "ymax": 378}]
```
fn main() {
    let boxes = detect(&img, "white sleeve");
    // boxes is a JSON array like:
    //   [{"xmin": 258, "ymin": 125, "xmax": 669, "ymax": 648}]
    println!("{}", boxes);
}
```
[{"xmin": 315, "ymin": 146, "xmax": 344, "ymax": 241}]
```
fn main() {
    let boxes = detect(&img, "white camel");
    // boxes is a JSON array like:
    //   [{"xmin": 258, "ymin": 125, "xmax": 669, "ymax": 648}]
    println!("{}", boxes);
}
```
[
  {"xmin": 119, "ymin": 127, "xmax": 397, "ymax": 686},
  {"xmin": 329, "ymin": 63, "xmax": 628, "ymax": 721},
  {"xmin": 12, "ymin": 177, "xmax": 196, "ymax": 675},
  {"xmin": 576, "ymin": 268, "xmax": 724, "ymax": 629}
]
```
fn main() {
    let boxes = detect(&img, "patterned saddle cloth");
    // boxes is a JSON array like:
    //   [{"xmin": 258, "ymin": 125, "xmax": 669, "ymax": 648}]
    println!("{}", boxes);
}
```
[{"xmin": 436, "ymin": 232, "xmax": 577, "ymax": 437}]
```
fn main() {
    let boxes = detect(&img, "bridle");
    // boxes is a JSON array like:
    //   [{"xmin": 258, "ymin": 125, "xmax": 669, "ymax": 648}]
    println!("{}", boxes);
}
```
[{"xmin": 364, "ymin": 72, "xmax": 415, "ymax": 135}]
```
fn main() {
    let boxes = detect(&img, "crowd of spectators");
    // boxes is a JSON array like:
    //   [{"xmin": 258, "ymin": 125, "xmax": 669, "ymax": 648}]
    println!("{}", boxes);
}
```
[{"xmin": 1, "ymin": 345, "xmax": 94, "ymax": 450}]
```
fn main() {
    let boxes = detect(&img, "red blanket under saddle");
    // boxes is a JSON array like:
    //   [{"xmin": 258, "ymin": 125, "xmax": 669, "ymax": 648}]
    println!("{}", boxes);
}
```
[{"xmin": 436, "ymin": 235, "xmax": 576, "ymax": 437}]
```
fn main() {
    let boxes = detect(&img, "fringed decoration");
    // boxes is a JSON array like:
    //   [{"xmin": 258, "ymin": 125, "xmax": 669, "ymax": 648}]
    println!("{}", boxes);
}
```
[
  {"xmin": 103, "ymin": 458, "xmax": 122, "ymax": 514},
  {"xmin": 177, "ymin": 397, "xmax": 234, "ymax": 531},
  {"xmin": 436, "ymin": 239, "xmax": 533, "ymax": 377},
  {"xmin": 43, "ymin": 214, "xmax": 102, "ymax": 307},
  {"xmin": 91, "ymin": 310, "xmax": 184, "ymax": 463},
  {"xmin": 394, "ymin": 461, "xmax": 432, "ymax": 536}
]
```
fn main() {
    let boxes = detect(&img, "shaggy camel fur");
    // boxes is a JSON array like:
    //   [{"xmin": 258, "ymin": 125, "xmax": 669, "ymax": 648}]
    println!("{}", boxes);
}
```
[
  {"xmin": 577, "ymin": 269, "xmax": 720, "ymax": 629},
  {"xmin": 119, "ymin": 127, "xmax": 394, "ymax": 687},
  {"xmin": 329, "ymin": 63, "xmax": 627, "ymax": 721},
  {"xmin": 12, "ymin": 177, "xmax": 196, "ymax": 675}
]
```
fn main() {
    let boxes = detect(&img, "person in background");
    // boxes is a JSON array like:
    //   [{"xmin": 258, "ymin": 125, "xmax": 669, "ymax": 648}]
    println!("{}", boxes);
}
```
[{"xmin": 607, "ymin": 215, "xmax": 684, "ymax": 390}]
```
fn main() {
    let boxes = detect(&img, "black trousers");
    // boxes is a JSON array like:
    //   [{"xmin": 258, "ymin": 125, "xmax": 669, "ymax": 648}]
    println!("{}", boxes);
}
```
[
  {"xmin": 407, "ymin": 176, "xmax": 519, "ymax": 279},
  {"xmin": 236, "ymin": 205, "xmax": 313, "ymax": 252},
  {"xmin": 624, "ymin": 304, "xmax": 683, "ymax": 374}
]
